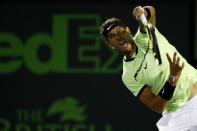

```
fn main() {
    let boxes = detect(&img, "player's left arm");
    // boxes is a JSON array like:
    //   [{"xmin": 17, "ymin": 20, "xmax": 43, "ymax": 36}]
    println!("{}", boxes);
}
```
[{"xmin": 133, "ymin": 5, "xmax": 156, "ymax": 32}]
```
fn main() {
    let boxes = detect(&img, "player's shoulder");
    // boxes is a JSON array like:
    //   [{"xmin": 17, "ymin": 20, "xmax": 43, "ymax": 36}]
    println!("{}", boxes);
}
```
[
  {"xmin": 121, "ymin": 71, "xmax": 137, "ymax": 86},
  {"xmin": 122, "ymin": 60, "xmax": 139, "ymax": 81}
]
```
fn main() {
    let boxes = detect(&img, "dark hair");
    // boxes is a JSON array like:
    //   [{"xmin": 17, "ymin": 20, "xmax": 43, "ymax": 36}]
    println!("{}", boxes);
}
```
[{"xmin": 99, "ymin": 17, "xmax": 125, "ymax": 40}]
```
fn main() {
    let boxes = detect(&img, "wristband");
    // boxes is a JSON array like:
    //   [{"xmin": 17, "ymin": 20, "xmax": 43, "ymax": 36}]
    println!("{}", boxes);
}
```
[{"xmin": 159, "ymin": 82, "xmax": 175, "ymax": 100}]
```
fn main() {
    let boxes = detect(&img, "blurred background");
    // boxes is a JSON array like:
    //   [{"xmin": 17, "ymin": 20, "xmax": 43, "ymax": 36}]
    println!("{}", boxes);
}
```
[{"xmin": 0, "ymin": 0, "xmax": 196, "ymax": 130}]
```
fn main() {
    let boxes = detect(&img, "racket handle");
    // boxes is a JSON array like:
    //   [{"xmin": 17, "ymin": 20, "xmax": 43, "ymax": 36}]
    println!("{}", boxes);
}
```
[{"xmin": 140, "ymin": 14, "xmax": 148, "ymax": 26}]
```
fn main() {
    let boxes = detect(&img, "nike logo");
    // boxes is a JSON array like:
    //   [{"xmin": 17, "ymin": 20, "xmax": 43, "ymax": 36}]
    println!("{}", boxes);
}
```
[
  {"xmin": 144, "ymin": 62, "xmax": 147, "ymax": 69},
  {"xmin": 161, "ymin": 88, "xmax": 165, "ymax": 94},
  {"xmin": 107, "ymin": 24, "xmax": 113, "ymax": 31}
]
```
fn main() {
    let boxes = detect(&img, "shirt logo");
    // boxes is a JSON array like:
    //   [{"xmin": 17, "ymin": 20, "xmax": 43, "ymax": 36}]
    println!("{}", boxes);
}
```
[{"xmin": 107, "ymin": 24, "xmax": 113, "ymax": 31}]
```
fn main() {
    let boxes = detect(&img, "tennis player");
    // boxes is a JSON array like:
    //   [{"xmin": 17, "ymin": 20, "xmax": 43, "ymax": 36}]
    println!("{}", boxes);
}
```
[{"xmin": 99, "ymin": 5, "xmax": 197, "ymax": 131}]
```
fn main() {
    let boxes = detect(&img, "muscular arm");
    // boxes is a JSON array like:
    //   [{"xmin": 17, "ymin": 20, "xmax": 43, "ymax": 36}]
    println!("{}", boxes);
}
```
[
  {"xmin": 138, "ymin": 86, "xmax": 167, "ymax": 113},
  {"xmin": 137, "ymin": 52, "xmax": 184, "ymax": 113}
]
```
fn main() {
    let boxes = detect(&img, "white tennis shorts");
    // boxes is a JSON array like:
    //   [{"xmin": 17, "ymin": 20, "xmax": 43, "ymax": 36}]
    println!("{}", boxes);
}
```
[{"xmin": 156, "ymin": 95, "xmax": 197, "ymax": 131}]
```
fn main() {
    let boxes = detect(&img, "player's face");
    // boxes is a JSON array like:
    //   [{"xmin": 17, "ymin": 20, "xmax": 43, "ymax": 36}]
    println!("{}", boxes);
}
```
[{"xmin": 107, "ymin": 26, "xmax": 133, "ymax": 54}]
